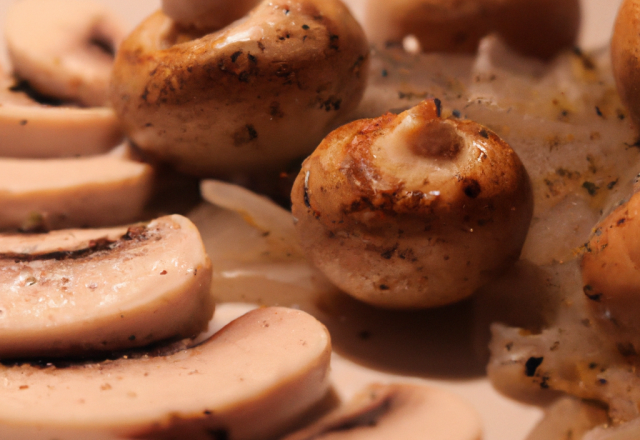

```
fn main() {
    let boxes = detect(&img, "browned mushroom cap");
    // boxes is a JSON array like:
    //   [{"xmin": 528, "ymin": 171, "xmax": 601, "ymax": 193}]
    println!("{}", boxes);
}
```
[
  {"xmin": 162, "ymin": 0, "xmax": 261, "ymax": 31},
  {"xmin": 581, "ymin": 191, "xmax": 640, "ymax": 353},
  {"xmin": 291, "ymin": 99, "xmax": 533, "ymax": 308},
  {"xmin": 110, "ymin": 0, "xmax": 370, "ymax": 177},
  {"xmin": 0, "ymin": 307, "xmax": 331, "ymax": 439},
  {"xmin": 363, "ymin": 0, "xmax": 579, "ymax": 59},
  {"xmin": 282, "ymin": 383, "xmax": 482, "ymax": 440},
  {"xmin": 612, "ymin": 0, "xmax": 640, "ymax": 128},
  {"xmin": 0, "ymin": 215, "xmax": 213, "ymax": 358}
]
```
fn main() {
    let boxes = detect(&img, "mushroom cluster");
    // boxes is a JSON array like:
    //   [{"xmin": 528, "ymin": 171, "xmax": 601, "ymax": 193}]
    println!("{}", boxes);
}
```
[
  {"xmin": 4, "ymin": 0, "xmax": 638, "ymax": 438},
  {"xmin": 0, "ymin": 1, "xmax": 337, "ymax": 437}
]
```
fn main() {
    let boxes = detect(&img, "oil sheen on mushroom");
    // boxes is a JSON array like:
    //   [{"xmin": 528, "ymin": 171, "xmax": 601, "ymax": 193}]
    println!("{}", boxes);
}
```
[
  {"xmin": 291, "ymin": 99, "xmax": 533, "ymax": 309},
  {"xmin": 581, "ymin": 191, "xmax": 640, "ymax": 354},
  {"xmin": 0, "ymin": 307, "xmax": 331, "ymax": 440},
  {"xmin": 0, "ymin": 215, "xmax": 213, "ymax": 358},
  {"xmin": 109, "ymin": 0, "xmax": 370, "ymax": 176}
]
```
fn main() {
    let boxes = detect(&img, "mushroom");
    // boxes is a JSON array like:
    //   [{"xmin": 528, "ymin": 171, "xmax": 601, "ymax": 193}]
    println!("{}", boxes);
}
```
[
  {"xmin": 5, "ymin": 0, "xmax": 126, "ymax": 107},
  {"xmin": 0, "ymin": 214, "xmax": 213, "ymax": 358},
  {"xmin": 0, "ymin": 307, "xmax": 331, "ymax": 439},
  {"xmin": 0, "ymin": 69, "xmax": 123, "ymax": 158},
  {"xmin": 291, "ymin": 99, "xmax": 533, "ymax": 308},
  {"xmin": 162, "ymin": 0, "xmax": 261, "ymax": 31},
  {"xmin": 0, "ymin": 147, "xmax": 154, "ymax": 231},
  {"xmin": 109, "ymin": 0, "xmax": 370, "ymax": 176},
  {"xmin": 362, "ymin": 0, "xmax": 579, "ymax": 59},
  {"xmin": 282, "ymin": 383, "xmax": 482, "ymax": 440},
  {"xmin": 581, "ymin": 191, "xmax": 640, "ymax": 353},
  {"xmin": 612, "ymin": 0, "xmax": 640, "ymax": 128}
]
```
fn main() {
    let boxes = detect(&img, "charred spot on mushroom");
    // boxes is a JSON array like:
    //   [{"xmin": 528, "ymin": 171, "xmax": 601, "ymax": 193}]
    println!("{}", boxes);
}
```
[
  {"xmin": 233, "ymin": 124, "xmax": 259, "ymax": 146},
  {"xmin": 463, "ymin": 179, "xmax": 482, "ymax": 199},
  {"xmin": 525, "ymin": 356, "xmax": 544, "ymax": 377}
]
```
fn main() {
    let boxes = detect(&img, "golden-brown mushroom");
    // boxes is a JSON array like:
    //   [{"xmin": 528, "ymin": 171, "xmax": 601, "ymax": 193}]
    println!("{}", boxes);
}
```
[
  {"xmin": 291, "ymin": 99, "xmax": 533, "ymax": 309},
  {"xmin": 362, "ymin": 0, "xmax": 579, "ymax": 59},
  {"xmin": 612, "ymin": 0, "xmax": 640, "ymax": 128},
  {"xmin": 110, "ymin": 0, "xmax": 370, "ymax": 176},
  {"xmin": 581, "ymin": 191, "xmax": 640, "ymax": 352}
]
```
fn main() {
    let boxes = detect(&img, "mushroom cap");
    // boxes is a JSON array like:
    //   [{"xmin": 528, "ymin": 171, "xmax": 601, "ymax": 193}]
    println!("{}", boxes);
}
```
[
  {"xmin": 612, "ymin": 0, "xmax": 640, "ymax": 128},
  {"xmin": 581, "ymin": 191, "xmax": 640, "ymax": 352},
  {"xmin": 283, "ymin": 383, "xmax": 482, "ymax": 440},
  {"xmin": 0, "ymin": 150, "xmax": 154, "ymax": 230},
  {"xmin": 363, "ymin": 0, "xmax": 579, "ymax": 59},
  {"xmin": 291, "ymin": 99, "xmax": 533, "ymax": 308},
  {"xmin": 0, "ymin": 215, "xmax": 213, "ymax": 358},
  {"xmin": 162, "ymin": 0, "xmax": 261, "ymax": 31},
  {"xmin": 109, "ymin": 0, "xmax": 370, "ymax": 176},
  {"xmin": 0, "ymin": 307, "xmax": 331, "ymax": 440},
  {"xmin": 5, "ymin": 0, "xmax": 126, "ymax": 107}
]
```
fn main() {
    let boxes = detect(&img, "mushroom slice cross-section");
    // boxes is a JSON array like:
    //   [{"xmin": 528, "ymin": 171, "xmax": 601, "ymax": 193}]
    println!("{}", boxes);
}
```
[
  {"xmin": 0, "ymin": 149, "xmax": 154, "ymax": 231},
  {"xmin": 0, "ymin": 71, "xmax": 123, "ymax": 158},
  {"xmin": 5, "ymin": 0, "xmax": 126, "ymax": 107},
  {"xmin": 0, "ymin": 214, "xmax": 213, "ymax": 358},
  {"xmin": 282, "ymin": 383, "xmax": 482, "ymax": 440},
  {"xmin": 0, "ymin": 307, "xmax": 331, "ymax": 440}
]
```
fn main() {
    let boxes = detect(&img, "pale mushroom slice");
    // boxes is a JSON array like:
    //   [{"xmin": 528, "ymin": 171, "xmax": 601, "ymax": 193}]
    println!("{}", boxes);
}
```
[
  {"xmin": 0, "ymin": 149, "xmax": 154, "ymax": 231},
  {"xmin": 0, "ymin": 69, "xmax": 123, "ymax": 158},
  {"xmin": 0, "ymin": 307, "xmax": 331, "ymax": 440},
  {"xmin": 0, "ymin": 214, "xmax": 213, "ymax": 358},
  {"xmin": 5, "ymin": 0, "xmax": 126, "ymax": 107},
  {"xmin": 282, "ymin": 383, "xmax": 482, "ymax": 440}
]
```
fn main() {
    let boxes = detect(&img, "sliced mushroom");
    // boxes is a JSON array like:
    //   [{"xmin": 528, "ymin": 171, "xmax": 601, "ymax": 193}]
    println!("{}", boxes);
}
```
[
  {"xmin": 291, "ymin": 99, "xmax": 533, "ymax": 308},
  {"xmin": 0, "ymin": 214, "xmax": 213, "ymax": 358},
  {"xmin": 581, "ymin": 191, "xmax": 640, "ymax": 353},
  {"xmin": 0, "ymin": 68, "xmax": 123, "ymax": 158},
  {"xmin": 110, "ymin": 0, "xmax": 370, "ymax": 176},
  {"xmin": 0, "ymin": 149, "xmax": 154, "ymax": 231},
  {"xmin": 362, "ymin": 0, "xmax": 579, "ymax": 59},
  {"xmin": 5, "ymin": 0, "xmax": 125, "ymax": 107},
  {"xmin": 0, "ymin": 307, "xmax": 331, "ymax": 440},
  {"xmin": 162, "ymin": 0, "xmax": 260, "ymax": 31},
  {"xmin": 282, "ymin": 383, "xmax": 482, "ymax": 440}
]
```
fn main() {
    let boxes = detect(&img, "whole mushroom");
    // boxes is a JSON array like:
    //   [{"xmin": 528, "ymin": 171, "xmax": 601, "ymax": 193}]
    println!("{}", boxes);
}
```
[
  {"xmin": 362, "ymin": 0, "xmax": 579, "ymax": 59},
  {"xmin": 612, "ymin": 0, "xmax": 640, "ymax": 128},
  {"xmin": 581, "ymin": 191, "xmax": 640, "ymax": 353},
  {"xmin": 291, "ymin": 99, "xmax": 533, "ymax": 308},
  {"xmin": 110, "ymin": 0, "xmax": 370, "ymax": 176}
]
